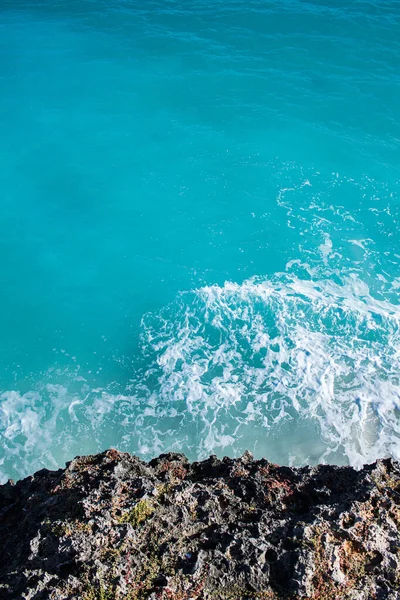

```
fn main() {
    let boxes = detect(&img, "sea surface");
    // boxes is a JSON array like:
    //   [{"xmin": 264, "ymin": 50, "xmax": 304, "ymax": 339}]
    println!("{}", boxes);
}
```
[{"xmin": 1, "ymin": 0, "xmax": 400, "ymax": 482}]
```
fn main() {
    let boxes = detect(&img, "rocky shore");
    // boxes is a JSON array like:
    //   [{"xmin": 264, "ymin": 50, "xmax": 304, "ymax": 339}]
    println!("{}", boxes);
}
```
[{"xmin": 0, "ymin": 450, "xmax": 399, "ymax": 599}]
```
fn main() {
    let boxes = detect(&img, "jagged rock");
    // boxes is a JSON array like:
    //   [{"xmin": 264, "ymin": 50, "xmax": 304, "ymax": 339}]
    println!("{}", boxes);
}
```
[{"xmin": 0, "ymin": 450, "xmax": 399, "ymax": 599}]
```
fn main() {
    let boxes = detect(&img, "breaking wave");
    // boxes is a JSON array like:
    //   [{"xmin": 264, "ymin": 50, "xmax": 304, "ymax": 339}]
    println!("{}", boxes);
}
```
[
  {"xmin": 1, "ymin": 170, "xmax": 399, "ymax": 482},
  {"xmin": 2, "ymin": 256, "xmax": 400, "ymax": 482}
]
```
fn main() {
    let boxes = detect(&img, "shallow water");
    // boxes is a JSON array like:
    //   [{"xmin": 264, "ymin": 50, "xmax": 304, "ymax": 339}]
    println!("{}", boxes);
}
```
[{"xmin": 1, "ymin": 0, "xmax": 400, "ymax": 481}]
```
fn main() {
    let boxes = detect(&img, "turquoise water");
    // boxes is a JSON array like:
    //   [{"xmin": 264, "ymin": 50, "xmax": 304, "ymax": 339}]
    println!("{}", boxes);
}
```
[{"xmin": 1, "ymin": 0, "xmax": 400, "ymax": 482}]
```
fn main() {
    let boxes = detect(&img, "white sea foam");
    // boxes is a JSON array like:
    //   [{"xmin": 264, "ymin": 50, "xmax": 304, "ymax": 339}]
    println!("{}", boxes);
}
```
[
  {"xmin": 139, "ymin": 262, "xmax": 400, "ymax": 469},
  {"xmin": 2, "ymin": 260, "xmax": 400, "ymax": 482},
  {"xmin": 1, "ymin": 170, "xmax": 399, "ymax": 482}
]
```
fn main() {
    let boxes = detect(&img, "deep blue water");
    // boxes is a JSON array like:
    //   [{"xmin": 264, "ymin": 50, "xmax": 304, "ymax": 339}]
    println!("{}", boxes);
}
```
[{"xmin": 1, "ymin": 0, "xmax": 400, "ymax": 481}]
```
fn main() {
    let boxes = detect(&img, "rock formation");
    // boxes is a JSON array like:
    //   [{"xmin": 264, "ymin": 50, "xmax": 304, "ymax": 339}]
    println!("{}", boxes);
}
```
[{"xmin": 0, "ymin": 450, "xmax": 399, "ymax": 599}]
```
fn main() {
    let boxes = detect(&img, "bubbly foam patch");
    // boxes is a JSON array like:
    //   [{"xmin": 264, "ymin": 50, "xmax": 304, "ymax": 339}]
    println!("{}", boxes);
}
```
[
  {"xmin": 1, "ymin": 168, "xmax": 399, "ymax": 482},
  {"xmin": 1, "ymin": 263, "xmax": 399, "ymax": 482},
  {"xmin": 140, "ymin": 264, "xmax": 400, "ymax": 468}
]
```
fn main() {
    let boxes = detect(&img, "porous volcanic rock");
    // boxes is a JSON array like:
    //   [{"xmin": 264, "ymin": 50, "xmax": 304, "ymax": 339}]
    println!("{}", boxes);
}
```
[{"xmin": 0, "ymin": 450, "xmax": 399, "ymax": 599}]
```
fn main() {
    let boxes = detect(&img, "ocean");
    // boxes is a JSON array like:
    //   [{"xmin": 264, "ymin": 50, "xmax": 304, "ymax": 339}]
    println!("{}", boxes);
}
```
[{"xmin": 0, "ymin": 0, "xmax": 399, "ymax": 482}]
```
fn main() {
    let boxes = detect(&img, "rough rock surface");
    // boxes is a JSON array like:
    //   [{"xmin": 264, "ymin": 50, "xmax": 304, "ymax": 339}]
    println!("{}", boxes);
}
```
[{"xmin": 0, "ymin": 450, "xmax": 400, "ymax": 599}]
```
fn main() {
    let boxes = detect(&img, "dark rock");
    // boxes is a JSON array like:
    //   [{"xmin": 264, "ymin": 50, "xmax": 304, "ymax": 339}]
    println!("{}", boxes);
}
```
[{"xmin": 0, "ymin": 450, "xmax": 399, "ymax": 599}]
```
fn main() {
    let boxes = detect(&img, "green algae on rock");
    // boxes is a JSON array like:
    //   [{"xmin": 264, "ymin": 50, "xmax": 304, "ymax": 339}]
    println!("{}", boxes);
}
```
[{"xmin": 0, "ymin": 450, "xmax": 399, "ymax": 599}]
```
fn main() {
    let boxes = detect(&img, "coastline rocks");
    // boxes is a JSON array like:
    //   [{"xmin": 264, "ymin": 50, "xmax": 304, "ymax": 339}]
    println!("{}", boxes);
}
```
[{"xmin": 0, "ymin": 450, "xmax": 399, "ymax": 599}]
